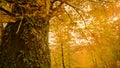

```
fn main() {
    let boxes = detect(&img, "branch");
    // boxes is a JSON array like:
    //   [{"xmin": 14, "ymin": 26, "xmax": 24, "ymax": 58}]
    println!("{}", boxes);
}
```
[
  {"xmin": 64, "ymin": 9, "xmax": 74, "ymax": 23},
  {"xmin": 0, "ymin": 7, "xmax": 15, "ymax": 17},
  {"xmin": 52, "ymin": 1, "xmax": 63, "ymax": 11},
  {"xmin": 57, "ymin": 0, "xmax": 80, "ymax": 10},
  {"xmin": 89, "ymin": 0, "xmax": 113, "ymax": 3},
  {"xmin": 74, "ymin": 8, "xmax": 87, "ymax": 28},
  {"xmin": 49, "ymin": 1, "xmax": 63, "ymax": 17},
  {"xmin": 16, "ymin": 16, "xmax": 23, "ymax": 34}
]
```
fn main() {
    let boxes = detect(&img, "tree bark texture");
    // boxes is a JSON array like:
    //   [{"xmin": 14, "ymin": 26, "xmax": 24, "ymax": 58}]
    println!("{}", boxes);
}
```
[{"xmin": 0, "ymin": 15, "xmax": 51, "ymax": 68}]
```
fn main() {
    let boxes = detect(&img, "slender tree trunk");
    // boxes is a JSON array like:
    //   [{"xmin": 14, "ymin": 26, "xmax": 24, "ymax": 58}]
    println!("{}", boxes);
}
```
[
  {"xmin": 68, "ymin": 46, "xmax": 71, "ymax": 68},
  {"xmin": 61, "ymin": 44, "xmax": 65, "ymax": 68},
  {"xmin": 52, "ymin": 52, "xmax": 59, "ymax": 68}
]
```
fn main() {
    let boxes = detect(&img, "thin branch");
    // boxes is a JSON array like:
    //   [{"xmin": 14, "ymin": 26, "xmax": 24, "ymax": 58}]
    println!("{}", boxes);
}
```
[
  {"xmin": 64, "ymin": 9, "xmax": 74, "ymax": 23},
  {"xmin": 57, "ymin": 0, "xmax": 87, "ymax": 27},
  {"xmin": 52, "ymin": 1, "xmax": 63, "ymax": 11},
  {"xmin": 16, "ymin": 16, "xmax": 23, "ymax": 34},
  {"xmin": 75, "ymin": 9, "xmax": 101, "ymax": 45},
  {"xmin": 0, "ymin": 7, "xmax": 15, "ymax": 17},
  {"xmin": 76, "ymin": 10, "xmax": 87, "ymax": 28},
  {"xmin": 76, "ymin": 11, "xmax": 101, "ymax": 46},
  {"xmin": 57, "ymin": 0, "xmax": 80, "ymax": 10},
  {"xmin": 50, "ymin": 2, "xmax": 63, "ymax": 17},
  {"xmin": 89, "ymin": 0, "xmax": 113, "ymax": 3}
]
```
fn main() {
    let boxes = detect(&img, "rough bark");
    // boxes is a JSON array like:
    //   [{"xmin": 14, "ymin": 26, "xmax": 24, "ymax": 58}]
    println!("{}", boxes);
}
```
[
  {"xmin": 0, "ymin": 1, "xmax": 51, "ymax": 67},
  {"xmin": 0, "ymin": 16, "xmax": 51, "ymax": 68}
]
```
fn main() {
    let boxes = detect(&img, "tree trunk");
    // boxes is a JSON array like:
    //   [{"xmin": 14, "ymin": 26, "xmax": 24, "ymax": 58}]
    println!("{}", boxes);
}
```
[
  {"xmin": 61, "ymin": 44, "xmax": 65, "ymax": 68},
  {"xmin": 0, "ymin": 15, "xmax": 51, "ymax": 68}
]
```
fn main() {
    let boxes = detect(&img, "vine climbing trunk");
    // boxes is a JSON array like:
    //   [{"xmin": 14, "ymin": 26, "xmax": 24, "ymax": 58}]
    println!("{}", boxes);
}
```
[
  {"xmin": 0, "ymin": 1, "xmax": 51, "ymax": 68},
  {"xmin": 0, "ymin": 16, "xmax": 51, "ymax": 68}
]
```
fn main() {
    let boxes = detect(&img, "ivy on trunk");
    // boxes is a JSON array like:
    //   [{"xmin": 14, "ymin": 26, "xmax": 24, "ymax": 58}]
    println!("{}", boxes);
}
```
[{"xmin": 0, "ymin": 1, "xmax": 51, "ymax": 68}]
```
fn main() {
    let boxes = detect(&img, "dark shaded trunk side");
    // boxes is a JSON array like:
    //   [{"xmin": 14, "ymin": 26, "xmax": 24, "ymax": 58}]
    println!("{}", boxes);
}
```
[{"xmin": 0, "ymin": 16, "xmax": 51, "ymax": 68}]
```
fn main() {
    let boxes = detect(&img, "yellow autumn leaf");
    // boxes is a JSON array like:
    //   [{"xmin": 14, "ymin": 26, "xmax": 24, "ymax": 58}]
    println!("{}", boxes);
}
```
[{"xmin": 45, "ymin": 0, "xmax": 50, "ymax": 14}]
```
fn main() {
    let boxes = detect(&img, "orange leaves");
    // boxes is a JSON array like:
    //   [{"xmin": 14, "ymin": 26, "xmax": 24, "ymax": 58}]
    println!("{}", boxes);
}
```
[
  {"xmin": 0, "ymin": 14, "xmax": 16, "ymax": 23},
  {"xmin": 9, "ymin": 17, "xmax": 16, "ymax": 22},
  {"xmin": 20, "ymin": 4, "xmax": 31, "ymax": 11},
  {"xmin": 45, "ymin": 0, "xmax": 51, "ymax": 14}
]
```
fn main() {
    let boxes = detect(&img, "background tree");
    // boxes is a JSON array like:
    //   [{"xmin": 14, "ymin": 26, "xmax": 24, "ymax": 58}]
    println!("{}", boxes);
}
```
[{"xmin": 49, "ymin": 0, "xmax": 120, "ymax": 68}]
